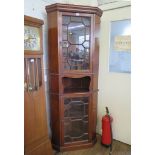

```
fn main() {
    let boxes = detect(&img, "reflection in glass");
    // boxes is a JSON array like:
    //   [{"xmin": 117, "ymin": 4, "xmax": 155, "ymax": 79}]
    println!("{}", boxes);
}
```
[
  {"xmin": 68, "ymin": 22, "xmax": 85, "ymax": 44},
  {"xmin": 71, "ymin": 16, "xmax": 82, "ymax": 22},
  {"xmin": 64, "ymin": 97, "xmax": 89, "ymax": 143},
  {"xmin": 24, "ymin": 58, "xmax": 42, "ymax": 91},
  {"xmin": 62, "ymin": 25, "xmax": 68, "ymax": 40},
  {"xmin": 62, "ymin": 16, "xmax": 91, "ymax": 70},
  {"xmin": 109, "ymin": 19, "xmax": 131, "ymax": 73}
]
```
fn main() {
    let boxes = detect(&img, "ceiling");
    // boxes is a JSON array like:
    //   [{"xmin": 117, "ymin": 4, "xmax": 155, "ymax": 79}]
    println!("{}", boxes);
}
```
[
  {"xmin": 97, "ymin": 0, "xmax": 131, "ymax": 5},
  {"xmin": 41, "ymin": 0, "xmax": 131, "ymax": 11},
  {"xmin": 97, "ymin": 0, "xmax": 131, "ymax": 11}
]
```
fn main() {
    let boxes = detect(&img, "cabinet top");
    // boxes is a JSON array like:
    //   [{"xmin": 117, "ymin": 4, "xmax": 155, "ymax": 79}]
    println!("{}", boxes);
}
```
[{"xmin": 45, "ymin": 3, "xmax": 103, "ymax": 17}]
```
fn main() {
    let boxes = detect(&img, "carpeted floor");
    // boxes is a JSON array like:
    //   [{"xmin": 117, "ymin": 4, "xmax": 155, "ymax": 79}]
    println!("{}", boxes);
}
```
[{"xmin": 53, "ymin": 135, "xmax": 131, "ymax": 155}]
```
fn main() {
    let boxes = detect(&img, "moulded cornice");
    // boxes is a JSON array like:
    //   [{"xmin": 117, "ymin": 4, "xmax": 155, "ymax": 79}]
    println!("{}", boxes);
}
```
[
  {"xmin": 24, "ymin": 15, "xmax": 44, "ymax": 27},
  {"xmin": 45, "ymin": 3, "xmax": 103, "ymax": 17}
]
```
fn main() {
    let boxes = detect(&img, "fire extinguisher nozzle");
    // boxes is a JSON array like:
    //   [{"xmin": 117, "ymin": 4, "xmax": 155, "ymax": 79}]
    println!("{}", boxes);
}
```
[{"xmin": 106, "ymin": 107, "xmax": 109, "ymax": 115}]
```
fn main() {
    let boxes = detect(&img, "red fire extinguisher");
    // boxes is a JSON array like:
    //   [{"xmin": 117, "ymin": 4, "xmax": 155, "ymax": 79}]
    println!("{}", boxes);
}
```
[{"xmin": 102, "ymin": 107, "xmax": 113, "ymax": 154}]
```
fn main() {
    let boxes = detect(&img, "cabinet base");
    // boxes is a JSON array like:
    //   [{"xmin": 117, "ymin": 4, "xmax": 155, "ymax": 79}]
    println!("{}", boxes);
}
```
[{"xmin": 52, "ymin": 137, "xmax": 97, "ymax": 152}]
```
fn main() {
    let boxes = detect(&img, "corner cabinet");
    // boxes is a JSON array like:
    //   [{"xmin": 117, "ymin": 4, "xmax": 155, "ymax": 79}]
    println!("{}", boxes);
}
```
[
  {"xmin": 45, "ymin": 3, "xmax": 103, "ymax": 151},
  {"xmin": 24, "ymin": 15, "xmax": 53, "ymax": 155}
]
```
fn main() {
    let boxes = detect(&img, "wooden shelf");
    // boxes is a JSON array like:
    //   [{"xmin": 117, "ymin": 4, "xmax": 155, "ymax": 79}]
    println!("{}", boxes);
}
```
[{"xmin": 64, "ymin": 88, "xmax": 89, "ymax": 93}]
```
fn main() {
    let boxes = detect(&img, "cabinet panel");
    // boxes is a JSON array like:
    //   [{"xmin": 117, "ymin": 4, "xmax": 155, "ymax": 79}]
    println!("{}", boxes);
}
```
[{"xmin": 50, "ymin": 94, "xmax": 61, "ymax": 146}]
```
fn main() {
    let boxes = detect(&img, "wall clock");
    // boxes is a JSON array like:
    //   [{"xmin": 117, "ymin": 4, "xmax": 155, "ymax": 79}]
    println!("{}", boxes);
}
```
[
  {"xmin": 24, "ymin": 15, "xmax": 43, "ymax": 53},
  {"xmin": 24, "ymin": 25, "xmax": 40, "ymax": 51}
]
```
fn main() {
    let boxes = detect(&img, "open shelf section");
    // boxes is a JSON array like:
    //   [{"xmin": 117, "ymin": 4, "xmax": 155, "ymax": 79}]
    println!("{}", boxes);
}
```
[{"xmin": 62, "ymin": 76, "xmax": 91, "ymax": 93}]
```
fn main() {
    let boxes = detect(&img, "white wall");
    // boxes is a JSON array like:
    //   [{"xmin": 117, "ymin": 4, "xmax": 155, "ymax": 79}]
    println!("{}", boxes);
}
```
[{"xmin": 97, "ymin": 6, "xmax": 131, "ymax": 144}]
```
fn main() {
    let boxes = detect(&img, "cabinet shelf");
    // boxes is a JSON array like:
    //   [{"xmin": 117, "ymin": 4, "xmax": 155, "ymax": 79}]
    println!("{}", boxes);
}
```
[
  {"xmin": 64, "ymin": 88, "xmax": 89, "ymax": 93},
  {"xmin": 63, "ymin": 76, "xmax": 91, "ymax": 93}
]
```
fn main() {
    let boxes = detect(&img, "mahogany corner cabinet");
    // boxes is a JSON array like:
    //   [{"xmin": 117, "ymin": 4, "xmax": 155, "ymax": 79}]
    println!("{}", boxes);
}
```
[{"xmin": 45, "ymin": 3, "xmax": 103, "ymax": 151}]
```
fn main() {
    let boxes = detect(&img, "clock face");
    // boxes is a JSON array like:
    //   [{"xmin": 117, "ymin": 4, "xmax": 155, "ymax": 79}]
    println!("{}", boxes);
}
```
[{"xmin": 24, "ymin": 25, "xmax": 40, "ymax": 51}]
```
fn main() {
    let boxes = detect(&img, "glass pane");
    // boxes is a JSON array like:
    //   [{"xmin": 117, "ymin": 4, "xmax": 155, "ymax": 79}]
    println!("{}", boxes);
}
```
[
  {"xmin": 83, "ymin": 41, "xmax": 89, "ymax": 48},
  {"xmin": 63, "ymin": 45, "xmax": 89, "ymax": 70},
  {"xmin": 86, "ymin": 27, "xmax": 90, "ymax": 41},
  {"xmin": 71, "ymin": 16, "xmax": 82, "ymax": 22},
  {"xmin": 64, "ymin": 97, "xmax": 89, "ymax": 143},
  {"xmin": 82, "ymin": 17, "xmax": 90, "ymax": 26},
  {"xmin": 62, "ymin": 26, "xmax": 68, "ymax": 40},
  {"xmin": 24, "ymin": 58, "xmax": 42, "ymax": 92},
  {"xmin": 68, "ymin": 22, "xmax": 85, "ymax": 44},
  {"xmin": 62, "ymin": 16, "xmax": 70, "ymax": 25},
  {"xmin": 37, "ymin": 58, "xmax": 42, "ymax": 87},
  {"xmin": 62, "ymin": 47, "xmax": 68, "ymax": 57},
  {"xmin": 109, "ymin": 19, "xmax": 131, "ymax": 73},
  {"xmin": 62, "ymin": 41, "xmax": 69, "ymax": 48},
  {"xmin": 62, "ymin": 15, "xmax": 91, "ymax": 71}
]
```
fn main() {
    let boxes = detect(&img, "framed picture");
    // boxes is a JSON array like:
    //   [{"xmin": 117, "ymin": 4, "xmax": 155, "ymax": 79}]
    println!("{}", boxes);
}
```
[{"xmin": 109, "ymin": 19, "xmax": 131, "ymax": 73}]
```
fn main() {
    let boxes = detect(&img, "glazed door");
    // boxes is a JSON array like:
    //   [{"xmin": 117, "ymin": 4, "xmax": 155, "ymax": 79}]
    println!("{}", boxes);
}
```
[
  {"xmin": 61, "ymin": 13, "xmax": 93, "ymax": 73},
  {"xmin": 62, "ymin": 95, "xmax": 91, "ymax": 145},
  {"xmin": 24, "ymin": 56, "xmax": 48, "ymax": 146}
]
